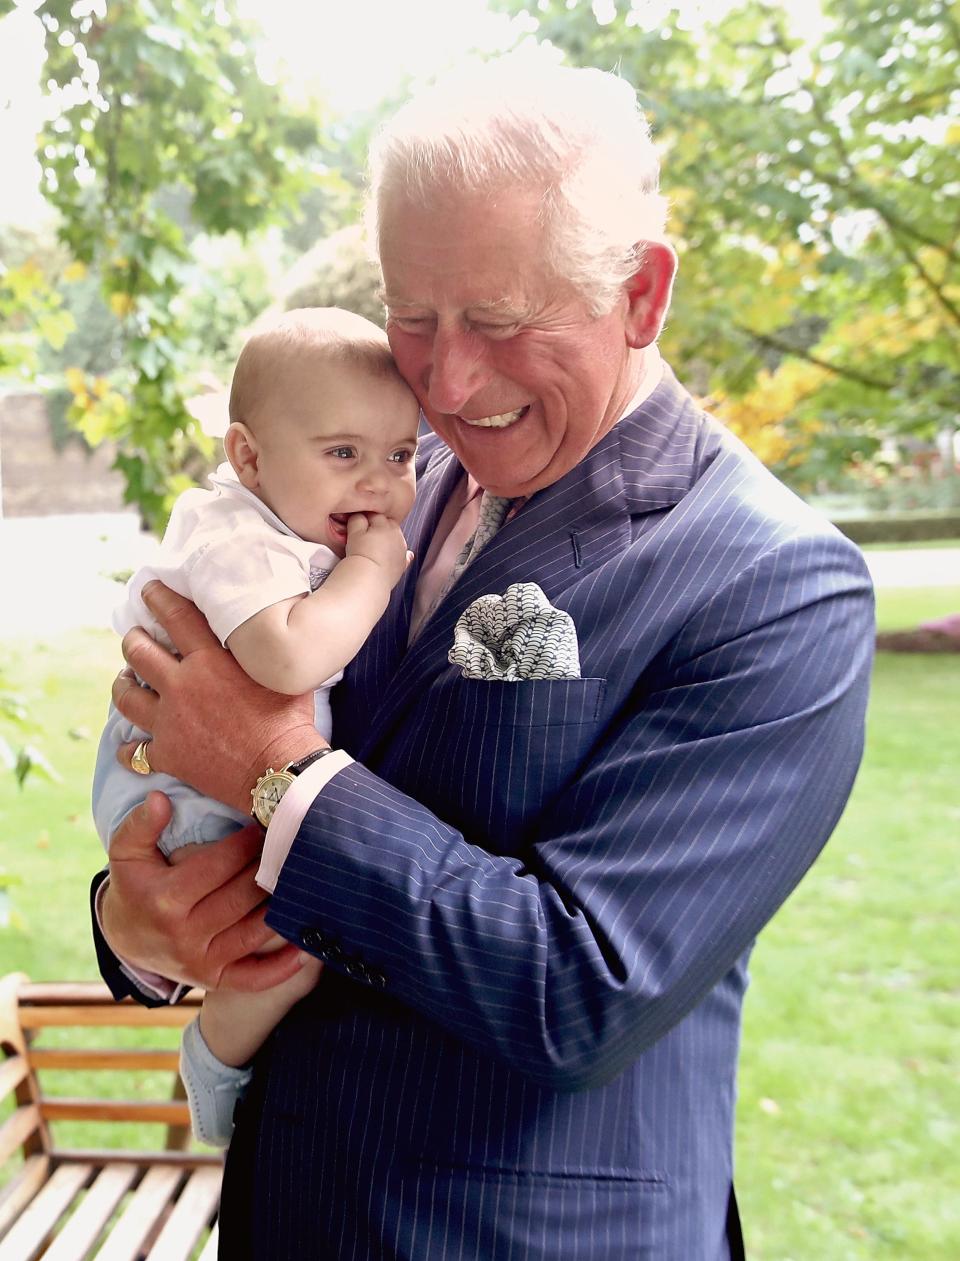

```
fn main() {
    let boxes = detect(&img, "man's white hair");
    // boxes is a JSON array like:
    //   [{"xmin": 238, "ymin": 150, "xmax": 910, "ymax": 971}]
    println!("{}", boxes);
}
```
[{"xmin": 367, "ymin": 54, "xmax": 669, "ymax": 314}]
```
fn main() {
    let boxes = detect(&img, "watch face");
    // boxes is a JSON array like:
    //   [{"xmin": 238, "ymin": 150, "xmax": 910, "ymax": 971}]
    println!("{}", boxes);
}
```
[{"xmin": 252, "ymin": 770, "xmax": 295, "ymax": 826}]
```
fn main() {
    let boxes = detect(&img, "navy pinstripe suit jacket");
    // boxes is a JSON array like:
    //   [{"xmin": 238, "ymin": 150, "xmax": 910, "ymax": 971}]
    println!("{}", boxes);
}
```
[{"xmin": 94, "ymin": 368, "xmax": 875, "ymax": 1259}]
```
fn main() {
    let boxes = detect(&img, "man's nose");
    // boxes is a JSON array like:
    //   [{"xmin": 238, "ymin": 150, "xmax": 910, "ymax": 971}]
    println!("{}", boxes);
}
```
[{"xmin": 426, "ymin": 327, "xmax": 487, "ymax": 415}]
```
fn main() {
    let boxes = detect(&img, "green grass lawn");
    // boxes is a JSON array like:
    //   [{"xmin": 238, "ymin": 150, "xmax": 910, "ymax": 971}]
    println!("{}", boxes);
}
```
[
  {"xmin": 1, "ymin": 592, "xmax": 958, "ymax": 1257},
  {"xmin": 874, "ymin": 585, "xmax": 959, "ymax": 633}
]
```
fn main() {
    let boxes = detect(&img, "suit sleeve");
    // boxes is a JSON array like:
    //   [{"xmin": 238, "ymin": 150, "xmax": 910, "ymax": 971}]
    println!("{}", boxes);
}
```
[
  {"xmin": 265, "ymin": 532, "xmax": 875, "ymax": 1089},
  {"xmin": 89, "ymin": 869, "xmax": 180, "ymax": 1007}
]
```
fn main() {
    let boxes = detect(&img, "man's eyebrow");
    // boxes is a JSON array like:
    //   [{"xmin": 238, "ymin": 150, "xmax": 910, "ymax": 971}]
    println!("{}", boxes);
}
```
[
  {"xmin": 465, "ymin": 298, "xmax": 524, "ymax": 317},
  {"xmin": 378, "ymin": 287, "xmax": 421, "ymax": 308},
  {"xmin": 379, "ymin": 292, "xmax": 526, "ymax": 320}
]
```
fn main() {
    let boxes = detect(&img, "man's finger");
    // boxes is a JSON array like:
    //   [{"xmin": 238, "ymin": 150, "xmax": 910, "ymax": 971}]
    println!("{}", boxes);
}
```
[
  {"xmin": 207, "ymin": 903, "xmax": 278, "ymax": 970},
  {"xmin": 116, "ymin": 737, "xmax": 160, "ymax": 777},
  {"xmin": 108, "ymin": 793, "xmax": 173, "ymax": 862},
  {"xmin": 120, "ymin": 628, "xmax": 176, "ymax": 697},
  {"xmin": 142, "ymin": 581, "xmax": 221, "ymax": 657},
  {"xmin": 218, "ymin": 942, "xmax": 307, "ymax": 993},
  {"xmin": 155, "ymin": 826, "xmax": 266, "ymax": 913},
  {"xmin": 112, "ymin": 670, "xmax": 158, "ymax": 732},
  {"xmin": 196, "ymin": 859, "xmax": 273, "ymax": 942}
]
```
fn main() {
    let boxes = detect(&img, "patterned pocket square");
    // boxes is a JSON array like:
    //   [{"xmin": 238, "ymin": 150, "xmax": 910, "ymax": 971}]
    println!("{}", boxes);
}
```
[{"xmin": 449, "ymin": 582, "xmax": 581, "ymax": 681}]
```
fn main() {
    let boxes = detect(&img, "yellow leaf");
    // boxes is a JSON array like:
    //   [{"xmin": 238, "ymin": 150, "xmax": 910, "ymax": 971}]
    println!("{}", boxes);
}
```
[
  {"xmin": 64, "ymin": 366, "xmax": 87, "ymax": 396},
  {"xmin": 109, "ymin": 292, "xmax": 135, "ymax": 317},
  {"xmin": 63, "ymin": 261, "xmax": 87, "ymax": 283}
]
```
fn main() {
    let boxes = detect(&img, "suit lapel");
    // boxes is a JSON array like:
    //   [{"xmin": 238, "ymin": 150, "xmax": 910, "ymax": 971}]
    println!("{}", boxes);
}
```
[
  {"xmin": 356, "ymin": 426, "xmax": 632, "ymax": 761},
  {"xmin": 352, "ymin": 369, "xmax": 699, "ymax": 762}
]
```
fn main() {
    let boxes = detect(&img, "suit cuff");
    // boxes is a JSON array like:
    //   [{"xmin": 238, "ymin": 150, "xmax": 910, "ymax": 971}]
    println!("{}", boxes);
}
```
[
  {"xmin": 93, "ymin": 879, "xmax": 186, "ymax": 1004},
  {"xmin": 256, "ymin": 749, "xmax": 354, "ymax": 893}
]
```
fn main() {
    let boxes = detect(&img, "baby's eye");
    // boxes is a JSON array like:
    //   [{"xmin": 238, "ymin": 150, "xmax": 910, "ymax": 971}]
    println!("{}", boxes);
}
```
[
  {"xmin": 328, "ymin": 446, "xmax": 356, "ymax": 459},
  {"xmin": 388, "ymin": 449, "xmax": 414, "ymax": 464}
]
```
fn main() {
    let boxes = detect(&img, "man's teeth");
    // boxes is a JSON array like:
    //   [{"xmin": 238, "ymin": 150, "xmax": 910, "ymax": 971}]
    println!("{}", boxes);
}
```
[{"xmin": 461, "ymin": 407, "xmax": 527, "ymax": 429}]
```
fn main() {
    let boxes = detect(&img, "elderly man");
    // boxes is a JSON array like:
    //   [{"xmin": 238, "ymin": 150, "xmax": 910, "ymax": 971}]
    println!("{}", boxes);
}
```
[{"xmin": 92, "ymin": 59, "xmax": 874, "ymax": 1259}]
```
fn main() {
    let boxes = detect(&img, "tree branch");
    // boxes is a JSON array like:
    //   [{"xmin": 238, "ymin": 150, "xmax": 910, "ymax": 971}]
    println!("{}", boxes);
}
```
[
  {"xmin": 736, "ymin": 325, "xmax": 897, "ymax": 391},
  {"xmin": 890, "ymin": 233, "xmax": 960, "ymax": 332}
]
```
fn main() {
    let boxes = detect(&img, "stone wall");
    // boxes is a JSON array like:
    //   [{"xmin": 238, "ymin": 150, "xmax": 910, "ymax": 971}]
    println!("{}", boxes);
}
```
[{"xmin": 0, "ymin": 391, "xmax": 129, "ymax": 516}]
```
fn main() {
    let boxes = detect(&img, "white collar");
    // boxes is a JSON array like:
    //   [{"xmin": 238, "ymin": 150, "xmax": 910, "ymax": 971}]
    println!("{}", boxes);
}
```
[{"xmin": 207, "ymin": 462, "xmax": 303, "ymax": 540}]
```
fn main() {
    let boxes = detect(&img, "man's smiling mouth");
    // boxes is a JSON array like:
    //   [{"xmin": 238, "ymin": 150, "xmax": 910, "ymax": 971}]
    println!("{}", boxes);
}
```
[{"xmin": 459, "ymin": 406, "xmax": 529, "ymax": 430}]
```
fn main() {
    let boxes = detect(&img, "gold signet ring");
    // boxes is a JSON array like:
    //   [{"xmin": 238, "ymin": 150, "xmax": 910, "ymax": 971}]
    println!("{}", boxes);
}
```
[{"xmin": 131, "ymin": 740, "xmax": 153, "ymax": 775}]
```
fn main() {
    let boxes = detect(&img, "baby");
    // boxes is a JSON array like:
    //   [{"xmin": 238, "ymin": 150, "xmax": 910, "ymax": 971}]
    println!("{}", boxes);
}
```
[{"xmin": 93, "ymin": 306, "xmax": 419, "ymax": 1145}]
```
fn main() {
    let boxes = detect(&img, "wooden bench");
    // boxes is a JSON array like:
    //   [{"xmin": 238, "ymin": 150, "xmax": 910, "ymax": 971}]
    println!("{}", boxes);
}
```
[{"xmin": 0, "ymin": 974, "xmax": 222, "ymax": 1260}]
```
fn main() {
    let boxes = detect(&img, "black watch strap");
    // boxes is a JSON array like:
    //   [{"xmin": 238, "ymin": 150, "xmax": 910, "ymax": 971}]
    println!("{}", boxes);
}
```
[{"xmin": 288, "ymin": 748, "xmax": 335, "ymax": 776}]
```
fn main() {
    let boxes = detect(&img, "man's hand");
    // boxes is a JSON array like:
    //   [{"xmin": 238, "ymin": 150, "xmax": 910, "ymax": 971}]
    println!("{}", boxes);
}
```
[
  {"xmin": 101, "ymin": 793, "xmax": 306, "ymax": 991},
  {"xmin": 113, "ymin": 582, "xmax": 322, "ymax": 812},
  {"xmin": 345, "ymin": 512, "xmax": 413, "ymax": 589}
]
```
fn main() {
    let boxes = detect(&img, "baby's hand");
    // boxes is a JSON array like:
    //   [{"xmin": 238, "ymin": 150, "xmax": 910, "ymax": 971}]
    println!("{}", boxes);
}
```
[{"xmin": 345, "ymin": 512, "xmax": 413, "ymax": 586}]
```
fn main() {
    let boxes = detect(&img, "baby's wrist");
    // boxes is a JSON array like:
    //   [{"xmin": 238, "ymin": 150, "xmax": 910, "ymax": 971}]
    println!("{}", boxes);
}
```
[{"xmin": 342, "ymin": 552, "xmax": 396, "ymax": 587}]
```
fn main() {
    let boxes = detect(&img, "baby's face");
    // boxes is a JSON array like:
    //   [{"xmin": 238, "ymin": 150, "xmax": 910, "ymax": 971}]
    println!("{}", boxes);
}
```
[{"xmin": 253, "ymin": 360, "xmax": 419, "ymax": 554}]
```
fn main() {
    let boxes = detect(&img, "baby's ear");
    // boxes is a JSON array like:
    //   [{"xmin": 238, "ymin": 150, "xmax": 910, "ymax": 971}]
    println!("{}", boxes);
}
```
[{"xmin": 224, "ymin": 422, "xmax": 260, "ymax": 489}]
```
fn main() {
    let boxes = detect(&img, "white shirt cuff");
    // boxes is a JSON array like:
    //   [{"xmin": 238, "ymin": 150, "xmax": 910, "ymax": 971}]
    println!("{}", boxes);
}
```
[
  {"xmin": 256, "ymin": 749, "xmax": 354, "ymax": 893},
  {"xmin": 94, "ymin": 879, "xmax": 186, "ymax": 1004}
]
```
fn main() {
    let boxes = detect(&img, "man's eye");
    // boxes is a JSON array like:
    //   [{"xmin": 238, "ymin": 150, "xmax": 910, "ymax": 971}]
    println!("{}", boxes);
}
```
[
  {"xmin": 474, "ymin": 322, "xmax": 519, "ymax": 339},
  {"xmin": 390, "ymin": 315, "xmax": 432, "ymax": 332}
]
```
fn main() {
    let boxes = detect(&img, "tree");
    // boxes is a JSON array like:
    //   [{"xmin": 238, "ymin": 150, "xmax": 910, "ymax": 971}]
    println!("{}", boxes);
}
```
[
  {"xmin": 3, "ymin": 0, "xmax": 324, "ymax": 530},
  {"xmin": 495, "ymin": 0, "xmax": 959, "ymax": 487}
]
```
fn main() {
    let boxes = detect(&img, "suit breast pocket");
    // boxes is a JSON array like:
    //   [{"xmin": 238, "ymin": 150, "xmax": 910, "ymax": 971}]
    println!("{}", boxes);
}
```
[{"xmin": 380, "ymin": 677, "xmax": 606, "ymax": 849}]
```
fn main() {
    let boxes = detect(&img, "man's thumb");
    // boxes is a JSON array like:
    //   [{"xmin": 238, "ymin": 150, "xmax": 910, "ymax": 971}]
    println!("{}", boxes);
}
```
[{"xmin": 110, "ymin": 791, "xmax": 172, "ymax": 857}]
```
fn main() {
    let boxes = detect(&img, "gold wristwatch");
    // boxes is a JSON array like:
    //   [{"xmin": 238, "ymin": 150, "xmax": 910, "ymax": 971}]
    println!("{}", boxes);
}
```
[{"xmin": 250, "ymin": 749, "xmax": 333, "ymax": 828}]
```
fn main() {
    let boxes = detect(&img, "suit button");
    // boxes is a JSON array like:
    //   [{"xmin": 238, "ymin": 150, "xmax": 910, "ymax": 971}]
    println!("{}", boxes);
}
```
[
  {"xmin": 368, "ymin": 969, "xmax": 387, "ymax": 989},
  {"xmin": 344, "ymin": 958, "xmax": 367, "ymax": 981},
  {"xmin": 300, "ymin": 928, "xmax": 327, "ymax": 952}
]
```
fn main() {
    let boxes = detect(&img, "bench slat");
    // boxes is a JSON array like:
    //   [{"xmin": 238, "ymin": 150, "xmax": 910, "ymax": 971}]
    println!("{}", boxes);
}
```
[
  {"xmin": 15, "ymin": 986, "xmax": 202, "ymax": 1009},
  {"xmin": 20, "ymin": 1007, "xmax": 193, "ymax": 1031},
  {"xmin": 91, "ymin": 1167, "xmax": 183, "ymax": 1261},
  {"xmin": 196, "ymin": 1222, "xmax": 218, "ymax": 1260},
  {"xmin": 0, "ymin": 1156, "xmax": 50, "ymax": 1243},
  {"xmin": 0, "ymin": 1162, "xmax": 92, "ymax": 1261},
  {"xmin": 42, "ymin": 1164, "xmax": 139, "ymax": 1261},
  {"xmin": 53, "ymin": 1150, "xmax": 220, "ymax": 1170},
  {"xmin": 0, "ymin": 1056, "xmax": 28, "ymax": 1102},
  {"xmin": 28, "ymin": 1049, "xmax": 181, "ymax": 1072},
  {"xmin": 40, "ymin": 1100, "xmax": 191, "ymax": 1126},
  {"xmin": 0, "ymin": 1106, "xmax": 41, "ymax": 1167},
  {"xmin": 144, "ymin": 1167, "xmax": 221, "ymax": 1261},
  {"xmin": 2, "ymin": 976, "xmax": 218, "ymax": 1258}
]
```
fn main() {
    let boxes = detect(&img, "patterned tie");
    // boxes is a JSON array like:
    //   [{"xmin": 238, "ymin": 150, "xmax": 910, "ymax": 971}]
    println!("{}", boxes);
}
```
[{"xmin": 433, "ymin": 491, "xmax": 514, "ymax": 611}]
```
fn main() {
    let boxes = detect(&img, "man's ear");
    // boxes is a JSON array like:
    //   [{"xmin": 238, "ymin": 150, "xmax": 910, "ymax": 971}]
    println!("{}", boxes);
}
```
[
  {"xmin": 623, "ymin": 241, "xmax": 677, "ymax": 349},
  {"xmin": 224, "ymin": 422, "xmax": 261, "ymax": 489}
]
